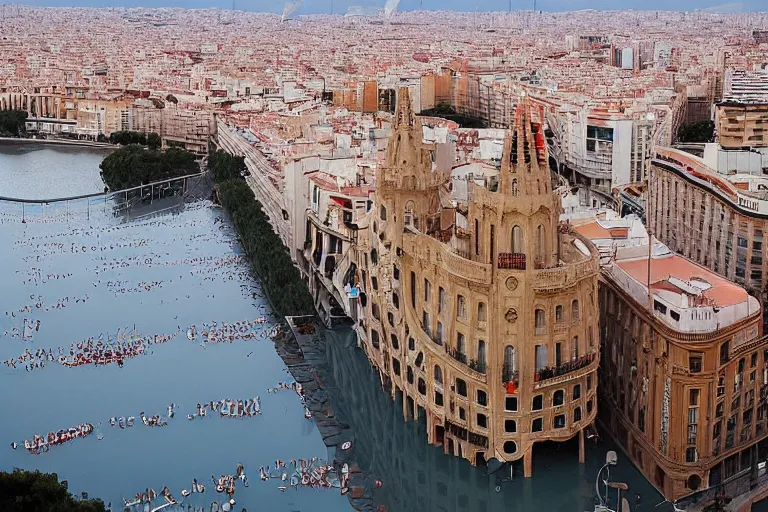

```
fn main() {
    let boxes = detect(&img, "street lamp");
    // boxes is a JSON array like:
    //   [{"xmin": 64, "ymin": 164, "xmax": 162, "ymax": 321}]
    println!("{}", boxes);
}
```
[{"xmin": 596, "ymin": 450, "xmax": 618, "ymax": 507}]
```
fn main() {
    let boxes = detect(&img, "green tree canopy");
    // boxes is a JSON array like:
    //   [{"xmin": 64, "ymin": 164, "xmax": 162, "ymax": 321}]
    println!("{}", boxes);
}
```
[
  {"xmin": 677, "ymin": 120, "xmax": 715, "ymax": 143},
  {"xmin": 419, "ymin": 103, "xmax": 487, "ymax": 129},
  {"xmin": 208, "ymin": 149, "xmax": 246, "ymax": 182},
  {"xmin": 0, "ymin": 110, "xmax": 28, "ymax": 137},
  {"xmin": 99, "ymin": 144, "xmax": 199, "ymax": 191},
  {"xmin": 214, "ymin": 167, "xmax": 314, "ymax": 316},
  {"xmin": 108, "ymin": 130, "xmax": 162, "ymax": 149},
  {"xmin": 0, "ymin": 469, "xmax": 107, "ymax": 512}
]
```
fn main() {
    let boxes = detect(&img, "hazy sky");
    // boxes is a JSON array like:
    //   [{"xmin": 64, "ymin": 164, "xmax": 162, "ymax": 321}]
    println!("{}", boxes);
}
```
[{"xmin": 14, "ymin": 0, "xmax": 765, "ymax": 12}]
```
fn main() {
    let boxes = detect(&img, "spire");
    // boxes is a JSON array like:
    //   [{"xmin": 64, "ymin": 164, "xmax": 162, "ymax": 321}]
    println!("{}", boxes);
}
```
[
  {"xmin": 501, "ymin": 98, "xmax": 550, "ymax": 199},
  {"xmin": 393, "ymin": 87, "xmax": 414, "ymax": 132},
  {"xmin": 386, "ymin": 87, "xmax": 420, "ymax": 172}
]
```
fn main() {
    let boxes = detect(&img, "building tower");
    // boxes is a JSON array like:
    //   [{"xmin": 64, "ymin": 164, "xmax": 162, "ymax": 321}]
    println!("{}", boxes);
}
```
[{"xmin": 361, "ymin": 88, "xmax": 601, "ymax": 475}]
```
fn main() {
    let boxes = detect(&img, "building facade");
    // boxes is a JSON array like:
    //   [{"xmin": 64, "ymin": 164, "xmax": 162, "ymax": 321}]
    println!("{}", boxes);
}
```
[
  {"xmin": 355, "ymin": 88, "xmax": 601, "ymax": 475},
  {"xmin": 599, "ymin": 244, "xmax": 763, "ymax": 500},
  {"xmin": 650, "ymin": 147, "xmax": 768, "ymax": 331}
]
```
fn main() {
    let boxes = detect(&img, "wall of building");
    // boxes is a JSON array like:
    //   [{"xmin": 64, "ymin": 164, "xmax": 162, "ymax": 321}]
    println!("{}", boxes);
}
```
[{"xmin": 599, "ymin": 274, "xmax": 765, "ymax": 501}]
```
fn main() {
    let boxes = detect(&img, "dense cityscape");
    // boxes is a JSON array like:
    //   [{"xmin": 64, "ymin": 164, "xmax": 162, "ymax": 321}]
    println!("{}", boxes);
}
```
[{"xmin": 1, "ymin": 3, "xmax": 768, "ymax": 512}]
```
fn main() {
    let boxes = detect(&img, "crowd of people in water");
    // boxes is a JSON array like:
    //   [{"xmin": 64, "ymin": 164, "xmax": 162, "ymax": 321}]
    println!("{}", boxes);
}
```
[
  {"xmin": 187, "ymin": 318, "xmax": 276, "ymax": 344},
  {"xmin": 1, "ymin": 314, "xmax": 281, "ymax": 371},
  {"xmin": 258, "ymin": 457, "xmax": 361, "ymax": 496},
  {"xmin": 187, "ymin": 397, "xmax": 261, "ymax": 420},
  {"xmin": 0, "ymin": 205, "xmax": 361, "ymax": 507},
  {"xmin": 124, "ymin": 462, "xmax": 248, "ymax": 511},
  {"xmin": 17, "ymin": 423, "xmax": 94, "ymax": 454}
]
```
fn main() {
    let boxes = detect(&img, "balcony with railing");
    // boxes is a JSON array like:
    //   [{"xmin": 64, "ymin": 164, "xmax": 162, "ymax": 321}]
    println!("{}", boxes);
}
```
[
  {"xmin": 534, "ymin": 353, "xmax": 597, "ymax": 387},
  {"xmin": 502, "ymin": 366, "xmax": 519, "ymax": 393},
  {"xmin": 445, "ymin": 345, "xmax": 487, "ymax": 376},
  {"xmin": 498, "ymin": 252, "xmax": 526, "ymax": 270}
]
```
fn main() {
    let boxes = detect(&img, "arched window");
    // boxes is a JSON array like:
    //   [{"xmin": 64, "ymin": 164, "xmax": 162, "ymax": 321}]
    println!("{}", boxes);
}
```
[
  {"xmin": 404, "ymin": 200, "xmax": 416, "ymax": 228},
  {"xmin": 503, "ymin": 440, "xmax": 518, "ymax": 455},
  {"xmin": 477, "ymin": 340, "xmax": 486, "ymax": 370},
  {"xmin": 536, "ymin": 224, "xmax": 544, "ymax": 259},
  {"xmin": 572, "ymin": 300, "xmax": 580, "ymax": 321},
  {"xmin": 457, "ymin": 295, "xmax": 467, "ymax": 319},
  {"xmin": 434, "ymin": 365, "xmax": 443, "ymax": 384},
  {"xmin": 534, "ymin": 309, "xmax": 546, "ymax": 332},
  {"xmin": 511, "ymin": 179, "xmax": 519, "ymax": 196},
  {"xmin": 555, "ymin": 305, "xmax": 563, "ymax": 323},
  {"xmin": 477, "ymin": 302, "xmax": 487, "ymax": 323},
  {"xmin": 504, "ymin": 346, "xmax": 516, "ymax": 378},
  {"xmin": 390, "ymin": 334, "xmax": 399, "ymax": 350},
  {"xmin": 511, "ymin": 225, "xmax": 524, "ymax": 253}
]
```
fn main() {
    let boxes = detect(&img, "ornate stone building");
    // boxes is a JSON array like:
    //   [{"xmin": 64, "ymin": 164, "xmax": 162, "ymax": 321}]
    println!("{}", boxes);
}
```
[{"xmin": 356, "ymin": 88, "xmax": 601, "ymax": 475}]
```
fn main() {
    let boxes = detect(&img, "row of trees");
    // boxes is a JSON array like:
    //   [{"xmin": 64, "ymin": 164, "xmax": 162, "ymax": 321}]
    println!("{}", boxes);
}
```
[
  {"xmin": 419, "ymin": 103, "xmax": 487, "ymax": 129},
  {"xmin": 210, "ymin": 150, "xmax": 315, "ymax": 317},
  {"xmin": 677, "ymin": 120, "xmax": 715, "ymax": 143},
  {"xmin": 108, "ymin": 130, "xmax": 162, "ymax": 149},
  {"xmin": 0, "ymin": 469, "xmax": 107, "ymax": 512},
  {"xmin": 100, "ymin": 144, "xmax": 199, "ymax": 191},
  {"xmin": 0, "ymin": 110, "xmax": 28, "ymax": 137},
  {"xmin": 208, "ymin": 148, "xmax": 247, "ymax": 182}
]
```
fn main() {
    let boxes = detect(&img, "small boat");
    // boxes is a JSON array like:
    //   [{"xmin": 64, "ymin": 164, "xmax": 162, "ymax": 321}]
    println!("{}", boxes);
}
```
[
  {"xmin": 186, "ymin": 329, "xmax": 195, "ymax": 341},
  {"xmin": 127, "ymin": 416, "xmax": 135, "ymax": 427}
]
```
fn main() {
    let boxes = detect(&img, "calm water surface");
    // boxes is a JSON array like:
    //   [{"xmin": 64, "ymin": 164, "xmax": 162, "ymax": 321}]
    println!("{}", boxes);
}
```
[
  {"xmin": 0, "ymin": 147, "xmax": 668, "ymax": 512},
  {"xmin": 0, "ymin": 148, "xmax": 351, "ymax": 512},
  {"xmin": 0, "ymin": 143, "xmax": 110, "ymax": 199}
]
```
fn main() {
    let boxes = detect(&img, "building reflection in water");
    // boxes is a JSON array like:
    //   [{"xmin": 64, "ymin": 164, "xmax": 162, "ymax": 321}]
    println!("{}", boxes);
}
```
[{"xmin": 321, "ymin": 326, "xmax": 670, "ymax": 512}]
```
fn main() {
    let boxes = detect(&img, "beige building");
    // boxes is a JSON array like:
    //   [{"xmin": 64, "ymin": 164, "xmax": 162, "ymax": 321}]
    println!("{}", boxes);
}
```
[
  {"xmin": 354, "ymin": 89, "xmax": 600, "ymax": 475},
  {"xmin": 650, "ymin": 147, "xmax": 768, "ymax": 332},
  {"xmin": 572, "ymin": 213, "xmax": 764, "ymax": 501},
  {"xmin": 716, "ymin": 71, "xmax": 768, "ymax": 150}
]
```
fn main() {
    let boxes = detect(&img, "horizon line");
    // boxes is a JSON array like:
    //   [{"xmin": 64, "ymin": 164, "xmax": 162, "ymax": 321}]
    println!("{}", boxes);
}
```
[{"xmin": 1, "ymin": 3, "xmax": 765, "ymax": 13}]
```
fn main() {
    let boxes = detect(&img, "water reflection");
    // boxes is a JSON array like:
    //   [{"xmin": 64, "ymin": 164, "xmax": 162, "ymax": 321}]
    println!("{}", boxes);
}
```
[
  {"xmin": 0, "ymin": 188, "xmax": 350, "ymax": 512},
  {"xmin": 321, "ymin": 327, "xmax": 670, "ymax": 512}
]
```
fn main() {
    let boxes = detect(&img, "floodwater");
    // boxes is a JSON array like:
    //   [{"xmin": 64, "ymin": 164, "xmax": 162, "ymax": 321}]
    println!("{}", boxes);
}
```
[
  {"xmin": 0, "ymin": 142, "xmax": 111, "ymax": 199},
  {"xmin": 0, "ymin": 148, "xmax": 352, "ymax": 511},
  {"xmin": 0, "ymin": 147, "xmax": 669, "ymax": 512}
]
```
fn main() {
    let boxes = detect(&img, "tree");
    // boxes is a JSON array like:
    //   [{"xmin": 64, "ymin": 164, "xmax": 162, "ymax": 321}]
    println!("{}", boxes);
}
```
[
  {"xmin": 0, "ymin": 469, "xmax": 107, "ymax": 512},
  {"xmin": 208, "ymin": 149, "xmax": 246, "ymax": 182},
  {"xmin": 677, "ymin": 120, "xmax": 715, "ymax": 143},
  {"xmin": 147, "ymin": 132, "xmax": 162, "ymax": 150},
  {"xmin": 214, "ymin": 173, "xmax": 314, "ymax": 316},
  {"xmin": 0, "ymin": 110, "xmax": 28, "ymax": 137},
  {"xmin": 99, "ymin": 144, "xmax": 199, "ymax": 191},
  {"xmin": 109, "ymin": 130, "xmax": 147, "ymax": 146},
  {"xmin": 419, "ymin": 103, "xmax": 487, "ymax": 129}
]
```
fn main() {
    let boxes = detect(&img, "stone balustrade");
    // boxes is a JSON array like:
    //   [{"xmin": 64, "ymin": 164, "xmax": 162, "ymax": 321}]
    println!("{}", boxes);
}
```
[{"xmin": 403, "ymin": 232, "xmax": 492, "ymax": 285}]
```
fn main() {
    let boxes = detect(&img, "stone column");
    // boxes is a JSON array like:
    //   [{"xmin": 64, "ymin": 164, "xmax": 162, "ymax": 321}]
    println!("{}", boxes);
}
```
[{"xmin": 523, "ymin": 445, "xmax": 533, "ymax": 477}]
